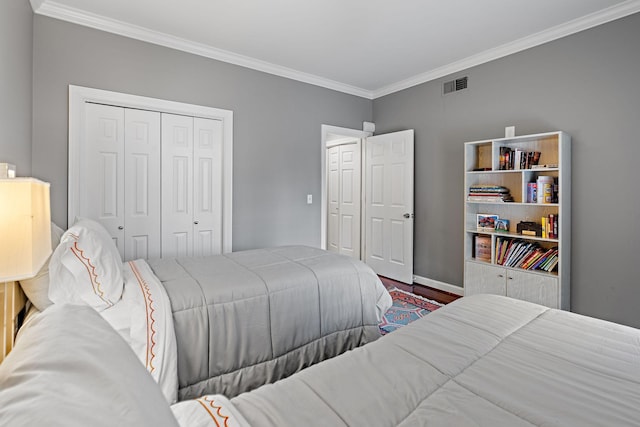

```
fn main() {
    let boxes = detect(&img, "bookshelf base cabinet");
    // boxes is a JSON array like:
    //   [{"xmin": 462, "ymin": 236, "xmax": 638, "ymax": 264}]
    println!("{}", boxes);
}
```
[
  {"xmin": 463, "ymin": 131, "xmax": 570, "ymax": 310},
  {"xmin": 465, "ymin": 261, "xmax": 559, "ymax": 308},
  {"xmin": 464, "ymin": 262, "xmax": 507, "ymax": 296}
]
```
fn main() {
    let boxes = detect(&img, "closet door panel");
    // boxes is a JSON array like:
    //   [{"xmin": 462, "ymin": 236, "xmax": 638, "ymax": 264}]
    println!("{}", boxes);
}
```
[
  {"xmin": 82, "ymin": 103, "xmax": 125, "ymax": 254},
  {"xmin": 162, "ymin": 113, "xmax": 194, "ymax": 258},
  {"xmin": 124, "ymin": 109, "xmax": 161, "ymax": 260},
  {"xmin": 193, "ymin": 117, "xmax": 223, "ymax": 256}
]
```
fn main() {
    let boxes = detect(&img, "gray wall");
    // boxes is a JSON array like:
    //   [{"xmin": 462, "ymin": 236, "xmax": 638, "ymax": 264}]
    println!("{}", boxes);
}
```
[
  {"xmin": 31, "ymin": 16, "xmax": 372, "ymax": 250},
  {"xmin": 28, "ymin": 11, "xmax": 640, "ymax": 327},
  {"xmin": 373, "ymin": 12, "xmax": 640, "ymax": 328},
  {"xmin": 0, "ymin": 0, "xmax": 33, "ymax": 175}
]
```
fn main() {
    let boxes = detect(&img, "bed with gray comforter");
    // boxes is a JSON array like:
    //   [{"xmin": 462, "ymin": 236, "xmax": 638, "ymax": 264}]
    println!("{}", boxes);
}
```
[
  {"xmin": 146, "ymin": 245, "xmax": 391, "ymax": 400},
  {"xmin": 225, "ymin": 294, "xmax": 640, "ymax": 426}
]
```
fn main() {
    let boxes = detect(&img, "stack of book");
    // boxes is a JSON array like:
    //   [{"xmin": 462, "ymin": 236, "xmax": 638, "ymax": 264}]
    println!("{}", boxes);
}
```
[
  {"xmin": 495, "ymin": 237, "xmax": 559, "ymax": 272},
  {"xmin": 499, "ymin": 147, "xmax": 541, "ymax": 170},
  {"xmin": 467, "ymin": 185, "xmax": 513, "ymax": 202}
]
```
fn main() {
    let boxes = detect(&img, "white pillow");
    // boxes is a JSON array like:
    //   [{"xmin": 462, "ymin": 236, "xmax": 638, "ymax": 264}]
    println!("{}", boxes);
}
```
[
  {"xmin": 0, "ymin": 304, "xmax": 179, "ymax": 427},
  {"xmin": 48, "ymin": 218, "xmax": 124, "ymax": 311},
  {"xmin": 18, "ymin": 223, "xmax": 65, "ymax": 311}
]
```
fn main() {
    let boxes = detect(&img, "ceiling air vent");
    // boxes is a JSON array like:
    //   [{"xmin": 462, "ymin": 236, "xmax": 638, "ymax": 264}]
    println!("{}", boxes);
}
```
[{"xmin": 443, "ymin": 76, "xmax": 468, "ymax": 95}]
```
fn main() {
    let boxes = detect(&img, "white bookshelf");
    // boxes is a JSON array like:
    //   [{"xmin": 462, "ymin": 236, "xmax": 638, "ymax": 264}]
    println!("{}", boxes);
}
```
[{"xmin": 463, "ymin": 131, "xmax": 570, "ymax": 309}]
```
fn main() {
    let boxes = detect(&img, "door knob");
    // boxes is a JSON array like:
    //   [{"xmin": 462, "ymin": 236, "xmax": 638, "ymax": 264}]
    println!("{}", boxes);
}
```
[
  {"xmin": 118, "ymin": 226, "xmax": 124, "ymax": 230},
  {"xmin": 194, "ymin": 221, "xmax": 199, "ymax": 225},
  {"xmin": 403, "ymin": 213, "xmax": 414, "ymax": 219}
]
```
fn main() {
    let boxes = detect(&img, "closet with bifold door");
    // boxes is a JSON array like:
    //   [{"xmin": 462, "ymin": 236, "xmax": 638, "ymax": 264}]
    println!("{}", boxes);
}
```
[{"xmin": 78, "ymin": 102, "xmax": 224, "ymax": 261}]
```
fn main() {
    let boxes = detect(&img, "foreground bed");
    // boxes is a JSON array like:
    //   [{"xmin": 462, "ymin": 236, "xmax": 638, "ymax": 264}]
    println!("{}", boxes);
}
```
[
  {"xmin": 2, "ymin": 294, "xmax": 639, "ymax": 426},
  {"xmin": 178, "ymin": 294, "xmax": 640, "ymax": 426}
]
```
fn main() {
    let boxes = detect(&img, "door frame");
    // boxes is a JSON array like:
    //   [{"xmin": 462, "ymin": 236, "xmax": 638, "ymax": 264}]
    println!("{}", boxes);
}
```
[
  {"xmin": 320, "ymin": 125, "xmax": 371, "ymax": 253},
  {"xmin": 68, "ymin": 85, "xmax": 234, "ymax": 252}
]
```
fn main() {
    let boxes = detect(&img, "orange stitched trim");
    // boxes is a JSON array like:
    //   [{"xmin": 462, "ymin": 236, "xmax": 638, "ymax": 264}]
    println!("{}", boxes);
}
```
[
  {"xmin": 129, "ymin": 261, "xmax": 158, "ymax": 373},
  {"xmin": 70, "ymin": 242, "xmax": 113, "ymax": 307},
  {"xmin": 196, "ymin": 396, "xmax": 232, "ymax": 427}
]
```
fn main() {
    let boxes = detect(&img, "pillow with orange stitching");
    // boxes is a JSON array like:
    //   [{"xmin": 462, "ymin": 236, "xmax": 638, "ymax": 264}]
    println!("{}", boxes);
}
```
[{"xmin": 48, "ymin": 218, "xmax": 124, "ymax": 311}]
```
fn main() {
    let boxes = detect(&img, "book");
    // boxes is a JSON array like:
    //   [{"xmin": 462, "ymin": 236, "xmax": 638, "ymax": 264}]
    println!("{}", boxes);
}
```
[
  {"xmin": 501, "ymin": 239, "xmax": 517, "ymax": 265},
  {"xmin": 505, "ymin": 241, "xmax": 529, "ymax": 266},
  {"xmin": 468, "ymin": 185, "xmax": 510, "ymax": 193},
  {"xmin": 531, "ymin": 248, "xmax": 555, "ymax": 270},
  {"xmin": 475, "ymin": 235, "xmax": 492, "ymax": 262},
  {"xmin": 510, "ymin": 242, "xmax": 535, "ymax": 267},
  {"xmin": 529, "ymin": 151, "xmax": 541, "ymax": 168},
  {"xmin": 499, "ymin": 147, "xmax": 515, "ymax": 170},
  {"xmin": 500, "ymin": 239, "xmax": 515, "ymax": 265},
  {"xmin": 536, "ymin": 213, "xmax": 559, "ymax": 239},
  {"xmin": 522, "ymin": 247, "xmax": 545, "ymax": 269},
  {"xmin": 514, "ymin": 149, "xmax": 524, "ymax": 170}
]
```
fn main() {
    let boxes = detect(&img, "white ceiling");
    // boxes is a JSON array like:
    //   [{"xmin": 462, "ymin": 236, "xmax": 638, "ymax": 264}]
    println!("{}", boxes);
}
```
[{"xmin": 31, "ymin": 0, "xmax": 640, "ymax": 99}]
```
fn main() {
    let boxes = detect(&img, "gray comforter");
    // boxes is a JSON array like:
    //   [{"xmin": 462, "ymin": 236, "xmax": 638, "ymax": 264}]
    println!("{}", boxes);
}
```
[
  {"xmin": 229, "ymin": 294, "xmax": 640, "ymax": 426},
  {"xmin": 146, "ymin": 246, "xmax": 391, "ymax": 400}
]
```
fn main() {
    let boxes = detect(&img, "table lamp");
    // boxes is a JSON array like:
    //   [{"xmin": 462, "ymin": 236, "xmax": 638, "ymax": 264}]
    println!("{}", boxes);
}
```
[{"xmin": 1, "ymin": 178, "xmax": 51, "ymax": 361}]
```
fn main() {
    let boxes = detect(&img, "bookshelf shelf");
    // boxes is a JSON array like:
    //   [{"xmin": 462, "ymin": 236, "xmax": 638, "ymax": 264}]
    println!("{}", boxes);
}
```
[
  {"xmin": 463, "ymin": 131, "xmax": 570, "ymax": 310},
  {"xmin": 465, "ymin": 229, "xmax": 559, "ymax": 243}
]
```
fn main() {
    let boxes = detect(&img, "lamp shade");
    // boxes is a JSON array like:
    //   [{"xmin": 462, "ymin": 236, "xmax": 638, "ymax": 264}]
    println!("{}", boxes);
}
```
[{"xmin": 0, "ymin": 178, "xmax": 52, "ymax": 281}]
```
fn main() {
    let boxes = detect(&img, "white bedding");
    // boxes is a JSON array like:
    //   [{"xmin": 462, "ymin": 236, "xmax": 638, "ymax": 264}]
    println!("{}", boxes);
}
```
[
  {"xmin": 100, "ymin": 259, "xmax": 178, "ymax": 403},
  {"xmin": 0, "ymin": 305, "xmax": 179, "ymax": 427},
  {"xmin": 4, "ymin": 293, "xmax": 639, "ymax": 426}
]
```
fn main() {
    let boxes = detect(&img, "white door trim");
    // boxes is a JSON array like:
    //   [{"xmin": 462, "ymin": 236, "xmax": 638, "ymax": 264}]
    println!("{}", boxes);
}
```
[
  {"xmin": 68, "ymin": 85, "xmax": 234, "ymax": 252},
  {"xmin": 320, "ymin": 124, "xmax": 371, "ymax": 251}
]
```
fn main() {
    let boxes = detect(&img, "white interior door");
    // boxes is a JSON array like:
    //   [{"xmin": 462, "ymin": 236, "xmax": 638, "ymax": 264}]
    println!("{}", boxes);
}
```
[
  {"xmin": 338, "ymin": 142, "xmax": 361, "ymax": 258},
  {"xmin": 192, "ymin": 117, "xmax": 223, "ymax": 256},
  {"xmin": 326, "ymin": 141, "xmax": 361, "ymax": 259},
  {"xmin": 82, "ymin": 103, "xmax": 125, "ymax": 254},
  {"xmin": 364, "ymin": 130, "xmax": 414, "ymax": 283},
  {"xmin": 327, "ymin": 146, "xmax": 340, "ymax": 253},
  {"xmin": 161, "ymin": 113, "xmax": 194, "ymax": 258},
  {"xmin": 124, "ymin": 109, "xmax": 161, "ymax": 260}
]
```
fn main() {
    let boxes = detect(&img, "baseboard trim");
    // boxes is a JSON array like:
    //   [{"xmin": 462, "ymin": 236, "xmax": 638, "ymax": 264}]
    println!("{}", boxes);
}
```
[{"xmin": 413, "ymin": 275, "xmax": 464, "ymax": 296}]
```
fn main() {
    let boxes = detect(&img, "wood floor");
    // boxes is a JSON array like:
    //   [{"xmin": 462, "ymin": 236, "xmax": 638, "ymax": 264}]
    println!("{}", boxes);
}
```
[{"xmin": 378, "ymin": 276, "xmax": 461, "ymax": 305}]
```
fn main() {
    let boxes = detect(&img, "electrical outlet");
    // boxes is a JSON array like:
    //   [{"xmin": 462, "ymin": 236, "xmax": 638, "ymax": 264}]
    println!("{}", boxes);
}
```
[{"xmin": 307, "ymin": 194, "xmax": 312, "ymax": 204}]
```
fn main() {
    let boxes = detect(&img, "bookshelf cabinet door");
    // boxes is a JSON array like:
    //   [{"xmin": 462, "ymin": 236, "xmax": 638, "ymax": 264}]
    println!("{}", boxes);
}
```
[
  {"xmin": 464, "ymin": 262, "xmax": 507, "ymax": 296},
  {"xmin": 506, "ymin": 270, "xmax": 559, "ymax": 308}
]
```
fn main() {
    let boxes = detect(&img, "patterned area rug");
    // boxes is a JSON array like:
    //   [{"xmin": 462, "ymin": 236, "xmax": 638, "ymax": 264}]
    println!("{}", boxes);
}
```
[{"xmin": 379, "ymin": 288, "xmax": 444, "ymax": 335}]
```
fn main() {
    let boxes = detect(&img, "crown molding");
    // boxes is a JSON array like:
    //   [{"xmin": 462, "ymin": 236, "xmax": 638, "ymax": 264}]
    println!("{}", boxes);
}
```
[
  {"xmin": 32, "ymin": 1, "xmax": 640, "ymax": 100},
  {"xmin": 31, "ymin": 1, "xmax": 374, "ymax": 99},
  {"xmin": 373, "ymin": 0, "xmax": 640, "ymax": 98}
]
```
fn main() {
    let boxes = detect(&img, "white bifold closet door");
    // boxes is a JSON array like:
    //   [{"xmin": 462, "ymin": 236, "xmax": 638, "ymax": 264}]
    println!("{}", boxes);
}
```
[
  {"xmin": 82, "ymin": 103, "xmax": 161, "ymax": 260},
  {"xmin": 81, "ymin": 104, "xmax": 224, "ymax": 260},
  {"xmin": 161, "ymin": 113, "xmax": 223, "ymax": 258}
]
